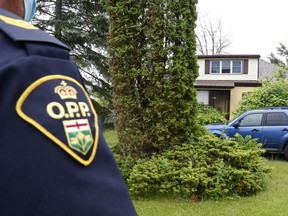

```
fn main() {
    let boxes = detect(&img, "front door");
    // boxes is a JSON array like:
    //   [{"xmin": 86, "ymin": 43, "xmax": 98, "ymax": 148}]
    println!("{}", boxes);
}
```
[{"xmin": 209, "ymin": 90, "xmax": 230, "ymax": 119}]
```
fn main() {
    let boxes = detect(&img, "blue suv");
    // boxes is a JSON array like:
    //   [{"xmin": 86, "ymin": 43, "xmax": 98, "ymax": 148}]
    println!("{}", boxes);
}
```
[{"xmin": 205, "ymin": 107, "xmax": 288, "ymax": 160}]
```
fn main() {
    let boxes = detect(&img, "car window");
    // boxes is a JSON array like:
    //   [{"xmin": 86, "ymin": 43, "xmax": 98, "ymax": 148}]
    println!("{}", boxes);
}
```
[
  {"xmin": 266, "ymin": 112, "xmax": 288, "ymax": 126},
  {"xmin": 238, "ymin": 113, "xmax": 263, "ymax": 127}
]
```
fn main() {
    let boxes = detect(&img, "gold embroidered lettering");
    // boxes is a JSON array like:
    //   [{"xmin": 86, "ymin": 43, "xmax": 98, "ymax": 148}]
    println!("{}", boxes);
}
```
[
  {"xmin": 46, "ymin": 101, "xmax": 91, "ymax": 119},
  {"xmin": 46, "ymin": 102, "xmax": 65, "ymax": 119},
  {"xmin": 78, "ymin": 102, "xmax": 91, "ymax": 117},
  {"xmin": 66, "ymin": 102, "xmax": 80, "ymax": 118}
]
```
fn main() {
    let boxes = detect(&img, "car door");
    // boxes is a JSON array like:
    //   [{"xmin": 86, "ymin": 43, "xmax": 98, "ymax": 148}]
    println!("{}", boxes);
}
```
[
  {"xmin": 261, "ymin": 112, "xmax": 288, "ymax": 150},
  {"xmin": 226, "ymin": 113, "xmax": 263, "ymax": 142}
]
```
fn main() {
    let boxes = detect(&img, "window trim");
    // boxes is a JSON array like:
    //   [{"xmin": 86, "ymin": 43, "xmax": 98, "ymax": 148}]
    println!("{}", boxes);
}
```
[{"xmin": 210, "ymin": 60, "xmax": 243, "ymax": 74}]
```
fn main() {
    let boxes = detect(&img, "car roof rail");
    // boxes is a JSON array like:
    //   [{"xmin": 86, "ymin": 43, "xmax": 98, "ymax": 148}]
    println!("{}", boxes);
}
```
[{"xmin": 263, "ymin": 106, "xmax": 288, "ymax": 110}]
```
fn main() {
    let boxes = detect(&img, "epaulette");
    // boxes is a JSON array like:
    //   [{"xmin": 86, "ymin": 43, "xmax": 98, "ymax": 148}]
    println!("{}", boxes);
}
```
[{"xmin": 0, "ymin": 8, "xmax": 69, "ymax": 50}]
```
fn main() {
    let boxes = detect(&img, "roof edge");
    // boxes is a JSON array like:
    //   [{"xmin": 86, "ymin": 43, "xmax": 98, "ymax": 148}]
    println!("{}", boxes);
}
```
[{"xmin": 197, "ymin": 54, "xmax": 261, "ymax": 59}]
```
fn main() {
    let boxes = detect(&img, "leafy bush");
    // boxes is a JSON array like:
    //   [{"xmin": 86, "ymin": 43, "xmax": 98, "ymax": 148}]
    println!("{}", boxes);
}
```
[
  {"xmin": 197, "ymin": 104, "xmax": 227, "ymax": 125},
  {"xmin": 234, "ymin": 76, "xmax": 288, "ymax": 116},
  {"xmin": 114, "ymin": 154, "xmax": 136, "ymax": 183},
  {"xmin": 125, "ymin": 133, "xmax": 271, "ymax": 200}
]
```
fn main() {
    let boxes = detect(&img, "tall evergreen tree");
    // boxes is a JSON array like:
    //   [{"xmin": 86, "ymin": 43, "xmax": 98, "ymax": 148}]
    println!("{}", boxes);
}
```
[
  {"xmin": 107, "ymin": 0, "xmax": 199, "ymax": 157},
  {"xmin": 35, "ymin": 0, "xmax": 111, "ymax": 121}
]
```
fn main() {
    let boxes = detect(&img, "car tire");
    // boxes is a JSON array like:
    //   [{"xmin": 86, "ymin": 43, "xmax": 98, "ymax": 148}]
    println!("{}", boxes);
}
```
[{"xmin": 284, "ymin": 145, "xmax": 288, "ymax": 161}]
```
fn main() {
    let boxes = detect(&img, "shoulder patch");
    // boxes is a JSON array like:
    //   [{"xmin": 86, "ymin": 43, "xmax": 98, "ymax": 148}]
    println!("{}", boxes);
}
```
[{"xmin": 16, "ymin": 75, "xmax": 99, "ymax": 166}]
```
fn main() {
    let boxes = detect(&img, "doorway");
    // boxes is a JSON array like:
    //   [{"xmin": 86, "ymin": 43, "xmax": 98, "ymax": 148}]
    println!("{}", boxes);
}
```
[{"xmin": 209, "ymin": 90, "xmax": 230, "ymax": 119}]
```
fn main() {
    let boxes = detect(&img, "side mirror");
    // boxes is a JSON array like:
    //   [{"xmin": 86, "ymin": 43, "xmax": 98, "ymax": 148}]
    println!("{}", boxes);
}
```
[{"xmin": 233, "ymin": 122, "xmax": 240, "ymax": 128}]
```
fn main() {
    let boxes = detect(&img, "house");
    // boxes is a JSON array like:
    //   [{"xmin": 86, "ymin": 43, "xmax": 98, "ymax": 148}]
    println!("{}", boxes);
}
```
[{"xmin": 195, "ymin": 55, "xmax": 278, "ymax": 120}]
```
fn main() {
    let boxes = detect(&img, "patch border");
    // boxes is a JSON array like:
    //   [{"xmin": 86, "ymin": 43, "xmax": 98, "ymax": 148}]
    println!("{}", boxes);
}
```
[
  {"xmin": 0, "ymin": 15, "xmax": 38, "ymax": 30},
  {"xmin": 16, "ymin": 75, "xmax": 99, "ymax": 166}
]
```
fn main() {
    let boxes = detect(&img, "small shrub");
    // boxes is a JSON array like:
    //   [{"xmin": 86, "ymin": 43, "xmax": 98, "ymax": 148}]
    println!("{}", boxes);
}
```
[
  {"xmin": 197, "ymin": 104, "xmax": 227, "ymax": 125},
  {"xmin": 126, "ymin": 133, "xmax": 271, "ymax": 200},
  {"xmin": 114, "ymin": 154, "xmax": 136, "ymax": 184}
]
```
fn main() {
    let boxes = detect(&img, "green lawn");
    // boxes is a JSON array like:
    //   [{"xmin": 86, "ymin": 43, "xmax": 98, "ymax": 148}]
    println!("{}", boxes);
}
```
[
  {"xmin": 134, "ymin": 159, "xmax": 288, "ymax": 216},
  {"xmin": 104, "ymin": 131, "xmax": 288, "ymax": 216}
]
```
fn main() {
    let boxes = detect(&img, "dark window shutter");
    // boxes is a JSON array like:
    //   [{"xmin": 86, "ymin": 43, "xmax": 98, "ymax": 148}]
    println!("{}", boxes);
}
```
[
  {"xmin": 208, "ymin": 91, "xmax": 213, "ymax": 106},
  {"xmin": 243, "ymin": 59, "xmax": 248, "ymax": 74},
  {"xmin": 205, "ymin": 60, "xmax": 210, "ymax": 74}
]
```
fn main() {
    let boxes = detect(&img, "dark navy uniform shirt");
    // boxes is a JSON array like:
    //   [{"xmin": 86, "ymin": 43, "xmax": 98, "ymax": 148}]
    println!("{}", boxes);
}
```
[{"xmin": 0, "ymin": 8, "xmax": 137, "ymax": 216}]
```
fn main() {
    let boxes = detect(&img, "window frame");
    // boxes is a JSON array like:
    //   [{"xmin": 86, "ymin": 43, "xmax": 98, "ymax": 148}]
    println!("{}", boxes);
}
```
[{"xmin": 210, "ymin": 60, "xmax": 243, "ymax": 74}]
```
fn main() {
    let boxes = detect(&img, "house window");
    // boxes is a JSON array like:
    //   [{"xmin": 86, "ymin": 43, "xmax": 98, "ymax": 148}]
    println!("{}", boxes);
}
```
[
  {"xmin": 196, "ymin": 90, "xmax": 209, "ymax": 105},
  {"xmin": 211, "ymin": 61, "xmax": 220, "ymax": 73},
  {"xmin": 210, "ymin": 60, "xmax": 242, "ymax": 74},
  {"xmin": 222, "ymin": 61, "xmax": 230, "ymax": 73},
  {"xmin": 232, "ymin": 61, "xmax": 242, "ymax": 73}
]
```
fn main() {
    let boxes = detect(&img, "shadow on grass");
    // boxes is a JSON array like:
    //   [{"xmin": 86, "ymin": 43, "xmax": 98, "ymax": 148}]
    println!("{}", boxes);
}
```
[{"xmin": 264, "ymin": 152, "xmax": 286, "ymax": 161}]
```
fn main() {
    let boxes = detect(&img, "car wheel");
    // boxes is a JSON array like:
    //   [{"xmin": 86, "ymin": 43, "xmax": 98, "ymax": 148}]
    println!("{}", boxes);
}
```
[{"xmin": 284, "ymin": 145, "xmax": 288, "ymax": 161}]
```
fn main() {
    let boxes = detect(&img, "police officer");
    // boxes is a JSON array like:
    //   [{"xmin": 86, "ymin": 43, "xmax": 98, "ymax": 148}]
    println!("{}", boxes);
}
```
[{"xmin": 0, "ymin": 0, "xmax": 137, "ymax": 215}]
